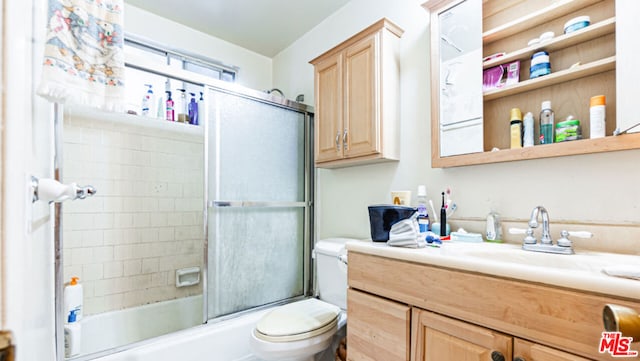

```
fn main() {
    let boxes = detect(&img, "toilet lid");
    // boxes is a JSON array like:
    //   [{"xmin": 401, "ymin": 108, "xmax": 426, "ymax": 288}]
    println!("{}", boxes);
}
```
[{"xmin": 255, "ymin": 298, "xmax": 341, "ymax": 342}]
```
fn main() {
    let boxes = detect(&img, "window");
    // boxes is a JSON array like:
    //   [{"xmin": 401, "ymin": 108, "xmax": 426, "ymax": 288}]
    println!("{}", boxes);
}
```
[{"xmin": 123, "ymin": 37, "xmax": 237, "ymax": 115}]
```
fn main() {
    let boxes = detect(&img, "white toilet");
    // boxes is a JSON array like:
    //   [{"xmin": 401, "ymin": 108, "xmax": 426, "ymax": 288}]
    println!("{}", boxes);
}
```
[{"xmin": 250, "ymin": 238, "xmax": 350, "ymax": 361}]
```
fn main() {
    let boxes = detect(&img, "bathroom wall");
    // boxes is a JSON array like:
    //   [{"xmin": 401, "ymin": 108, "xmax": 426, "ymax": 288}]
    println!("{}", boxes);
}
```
[
  {"xmin": 124, "ymin": 4, "xmax": 273, "ymax": 92},
  {"xmin": 62, "ymin": 112, "xmax": 204, "ymax": 315},
  {"xmin": 273, "ymin": 0, "xmax": 640, "ymax": 253}
]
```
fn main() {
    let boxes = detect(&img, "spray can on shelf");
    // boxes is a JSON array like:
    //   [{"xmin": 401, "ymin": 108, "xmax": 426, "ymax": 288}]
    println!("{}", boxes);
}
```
[
  {"xmin": 590, "ymin": 95, "xmax": 606, "ymax": 139},
  {"xmin": 539, "ymin": 101, "xmax": 554, "ymax": 144}
]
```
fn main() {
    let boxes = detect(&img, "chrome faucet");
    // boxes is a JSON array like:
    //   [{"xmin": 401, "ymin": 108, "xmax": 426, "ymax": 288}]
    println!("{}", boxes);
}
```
[
  {"xmin": 528, "ymin": 206, "xmax": 552, "ymax": 245},
  {"xmin": 510, "ymin": 206, "xmax": 593, "ymax": 255}
]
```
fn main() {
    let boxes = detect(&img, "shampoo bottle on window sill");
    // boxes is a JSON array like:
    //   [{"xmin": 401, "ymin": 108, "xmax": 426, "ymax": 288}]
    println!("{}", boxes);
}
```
[
  {"xmin": 176, "ymin": 89, "xmax": 188, "ymax": 123},
  {"xmin": 141, "ymin": 84, "xmax": 154, "ymax": 117},
  {"xmin": 156, "ymin": 92, "xmax": 165, "ymax": 119},
  {"xmin": 198, "ymin": 92, "xmax": 204, "ymax": 126},
  {"xmin": 165, "ymin": 91, "xmax": 175, "ymax": 121},
  {"xmin": 188, "ymin": 92, "xmax": 198, "ymax": 125}
]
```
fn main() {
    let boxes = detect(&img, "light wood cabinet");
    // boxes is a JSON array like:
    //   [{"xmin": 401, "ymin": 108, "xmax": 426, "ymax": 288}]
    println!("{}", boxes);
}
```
[
  {"xmin": 411, "ymin": 308, "xmax": 512, "ymax": 361},
  {"xmin": 347, "ymin": 251, "xmax": 640, "ymax": 360},
  {"xmin": 310, "ymin": 19, "xmax": 403, "ymax": 168},
  {"xmin": 410, "ymin": 310, "xmax": 591, "ymax": 361},
  {"xmin": 424, "ymin": 0, "xmax": 640, "ymax": 168},
  {"xmin": 346, "ymin": 288, "xmax": 410, "ymax": 361}
]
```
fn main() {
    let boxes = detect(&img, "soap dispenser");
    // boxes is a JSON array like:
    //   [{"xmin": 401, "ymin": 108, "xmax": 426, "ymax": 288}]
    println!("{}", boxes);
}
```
[{"xmin": 486, "ymin": 211, "xmax": 502, "ymax": 242}]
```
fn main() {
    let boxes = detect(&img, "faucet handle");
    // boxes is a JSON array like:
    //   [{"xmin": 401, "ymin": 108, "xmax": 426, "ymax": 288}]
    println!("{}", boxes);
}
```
[
  {"xmin": 509, "ymin": 227, "xmax": 537, "ymax": 244},
  {"xmin": 557, "ymin": 230, "xmax": 593, "ymax": 247}
]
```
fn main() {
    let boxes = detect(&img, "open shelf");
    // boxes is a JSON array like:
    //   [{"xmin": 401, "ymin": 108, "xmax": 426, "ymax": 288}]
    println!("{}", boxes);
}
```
[
  {"xmin": 483, "ymin": 17, "xmax": 616, "ymax": 69},
  {"xmin": 482, "ymin": 0, "xmax": 603, "ymax": 44},
  {"xmin": 483, "ymin": 56, "xmax": 615, "ymax": 101},
  {"xmin": 433, "ymin": 132, "xmax": 640, "ymax": 168},
  {"xmin": 426, "ymin": 0, "xmax": 623, "ymax": 169},
  {"xmin": 64, "ymin": 105, "xmax": 204, "ymax": 138}
]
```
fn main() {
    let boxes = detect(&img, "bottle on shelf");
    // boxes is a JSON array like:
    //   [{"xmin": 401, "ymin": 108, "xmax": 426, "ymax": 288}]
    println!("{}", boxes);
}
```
[
  {"xmin": 523, "ymin": 112, "xmax": 534, "ymax": 147},
  {"xmin": 510, "ymin": 108, "xmax": 523, "ymax": 149},
  {"xmin": 539, "ymin": 101, "xmax": 554, "ymax": 144}
]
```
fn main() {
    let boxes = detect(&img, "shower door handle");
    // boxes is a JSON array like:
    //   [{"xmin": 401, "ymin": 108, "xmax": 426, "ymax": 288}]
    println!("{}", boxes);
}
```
[
  {"xmin": 209, "ymin": 201, "xmax": 307, "ymax": 208},
  {"xmin": 30, "ymin": 176, "xmax": 96, "ymax": 203}
]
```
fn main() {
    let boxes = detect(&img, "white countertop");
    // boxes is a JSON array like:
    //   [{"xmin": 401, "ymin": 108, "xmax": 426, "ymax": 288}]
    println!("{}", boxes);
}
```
[{"xmin": 346, "ymin": 240, "xmax": 640, "ymax": 300}]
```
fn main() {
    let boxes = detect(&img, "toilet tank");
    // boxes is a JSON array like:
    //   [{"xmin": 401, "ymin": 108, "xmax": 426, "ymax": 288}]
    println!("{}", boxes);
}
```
[{"xmin": 314, "ymin": 238, "xmax": 352, "ymax": 310}]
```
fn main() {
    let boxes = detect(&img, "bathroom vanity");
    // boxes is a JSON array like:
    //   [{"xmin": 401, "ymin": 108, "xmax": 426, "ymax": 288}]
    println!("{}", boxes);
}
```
[{"xmin": 345, "ymin": 242, "xmax": 640, "ymax": 361}]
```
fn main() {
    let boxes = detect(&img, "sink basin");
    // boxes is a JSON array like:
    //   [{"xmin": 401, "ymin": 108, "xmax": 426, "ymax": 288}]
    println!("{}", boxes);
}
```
[
  {"xmin": 346, "ymin": 239, "xmax": 640, "ymax": 298},
  {"xmin": 439, "ymin": 241, "xmax": 640, "ymax": 275}
]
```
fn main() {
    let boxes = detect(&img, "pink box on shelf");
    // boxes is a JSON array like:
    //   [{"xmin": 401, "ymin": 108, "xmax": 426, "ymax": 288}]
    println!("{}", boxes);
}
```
[{"xmin": 483, "ymin": 61, "xmax": 520, "ymax": 92}]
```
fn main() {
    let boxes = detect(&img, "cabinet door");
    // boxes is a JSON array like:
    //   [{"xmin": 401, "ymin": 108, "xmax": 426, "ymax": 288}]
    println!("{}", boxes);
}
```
[
  {"xmin": 344, "ymin": 34, "xmax": 379, "ymax": 158},
  {"xmin": 411, "ymin": 308, "xmax": 512, "ymax": 361},
  {"xmin": 347, "ymin": 288, "xmax": 410, "ymax": 361},
  {"xmin": 514, "ymin": 338, "xmax": 592, "ymax": 361},
  {"xmin": 436, "ymin": 0, "xmax": 483, "ymax": 157},
  {"xmin": 314, "ymin": 52, "xmax": 343, "ymax": 163}
]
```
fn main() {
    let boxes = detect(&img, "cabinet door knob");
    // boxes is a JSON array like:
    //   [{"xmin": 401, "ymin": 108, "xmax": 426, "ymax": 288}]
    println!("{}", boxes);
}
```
[
  {"xmin": 490, "ymin": 351, "xmax": 505, "ymax": 361},
  {"xmin": 335, "ymin": 131, "xmax": 341, "ymax": 152},
  {"xmin": 514, "ymin": 357, "xmax": 527, "ymax": 361},
  {"xmin": 343, "ymin": 129, "xmax": 348, "ymax": 150}
]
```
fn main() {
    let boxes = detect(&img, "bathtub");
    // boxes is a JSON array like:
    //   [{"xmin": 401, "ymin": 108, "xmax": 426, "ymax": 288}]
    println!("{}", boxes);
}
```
[
  {"xmin": 87, "ymin": 297, "xmax": 345, "ymax": 361},
  {"xmin": 89, "ymin": 296, "xmax": 267, "ymax": 361}
]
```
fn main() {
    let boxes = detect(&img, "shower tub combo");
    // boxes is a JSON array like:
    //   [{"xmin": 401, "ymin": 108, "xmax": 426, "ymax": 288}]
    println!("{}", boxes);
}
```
[{"xmin": 56, "ymin": 58, "xmax": 315, "ymax": 360}]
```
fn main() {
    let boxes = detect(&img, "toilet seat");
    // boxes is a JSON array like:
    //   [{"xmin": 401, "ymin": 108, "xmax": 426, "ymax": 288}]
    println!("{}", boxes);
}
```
[{"xmin": 254, "ymin": 298, "xmax": 341, "ymax": 342}]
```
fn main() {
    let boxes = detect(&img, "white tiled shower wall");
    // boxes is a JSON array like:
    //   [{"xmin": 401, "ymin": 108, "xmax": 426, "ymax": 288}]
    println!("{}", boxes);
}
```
[{"xmin": 62, "ymin": 112, "xmax": 204, "ymax": 315}]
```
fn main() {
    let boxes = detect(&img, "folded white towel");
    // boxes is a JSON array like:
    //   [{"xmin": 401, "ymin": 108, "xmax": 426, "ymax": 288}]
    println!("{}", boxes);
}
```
[
  {"xmin": 387, "ymin": 213, "xmax": 425, "ymax": 248},
  {"xmin": 602, "ymin": 265, "xmax": 640, "ymax": 280}
]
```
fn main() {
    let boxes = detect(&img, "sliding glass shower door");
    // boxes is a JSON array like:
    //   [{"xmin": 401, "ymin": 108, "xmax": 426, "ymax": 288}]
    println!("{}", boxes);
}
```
[{"xmin": 206, "ymin": 88, "xmax": 313, "ymax": 319}]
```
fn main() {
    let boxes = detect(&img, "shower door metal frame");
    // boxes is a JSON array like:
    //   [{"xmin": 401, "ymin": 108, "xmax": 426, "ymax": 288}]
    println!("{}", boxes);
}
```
[
  {"xmin": 53, "ymin": 58, "xmax": 314, "ymax": 361},
  {"xmin": 204, "ymin": 84, "xmax": 315, "ymax": 322}
]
